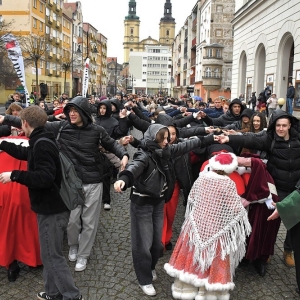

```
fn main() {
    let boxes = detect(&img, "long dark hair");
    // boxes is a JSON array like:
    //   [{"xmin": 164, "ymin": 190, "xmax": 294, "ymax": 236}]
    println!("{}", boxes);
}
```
[
  {"xmin": 249, "ymin": 112, "xmax": 267, "ymax": 132},
  {"xmin": 155, "ymin": 127, "xmax": 170, "ymax": 143}
]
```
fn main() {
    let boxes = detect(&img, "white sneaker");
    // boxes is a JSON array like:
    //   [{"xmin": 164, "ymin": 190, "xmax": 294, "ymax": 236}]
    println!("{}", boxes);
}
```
[
  {"xmin": 75, "ymin": 257, "xmax": 87, "ymax": 271},
  {"xmin": 68, "ymin": 247, "xmax": 78, "ymax": 262},
  {"xmin": 139, "ymin": 284, "xmax": 156, "ymax": 296},
  {"xmin": 104, "ymin": 203, "xmax": 111, "ymax": 210},
  {"xmin": 152, "ymin": 270, "xmax": 157, "ymax": 281}
]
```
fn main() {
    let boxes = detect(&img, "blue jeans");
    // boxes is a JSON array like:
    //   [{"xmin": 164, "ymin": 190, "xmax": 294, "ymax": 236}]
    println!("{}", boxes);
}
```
[
  {"xmin": 287, "ymin": 98, "xmax": 293, "ymax": 115},
  {"xmin": 37, "ymin": 211, "xmax": 80, "ymax": 300},
  {"xmin": 130, "ymin": 201, "xmax": 164, "ymax": 285}
]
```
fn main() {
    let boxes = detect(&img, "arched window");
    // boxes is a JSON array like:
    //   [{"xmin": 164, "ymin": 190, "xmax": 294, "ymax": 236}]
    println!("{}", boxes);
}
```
[
  {"xmin": 205, "ymin": 67, "xmax": 212, "ymax": 77},
  {"xmin": 214, "ymin": 68, "xmax": 220, "ymax": 78}
]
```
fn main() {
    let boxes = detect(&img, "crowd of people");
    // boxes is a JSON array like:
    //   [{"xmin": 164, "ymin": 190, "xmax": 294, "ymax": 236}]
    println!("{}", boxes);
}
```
[{"xmin": 0, "ymin": 90, "xmax": 299, "ymax": 300}]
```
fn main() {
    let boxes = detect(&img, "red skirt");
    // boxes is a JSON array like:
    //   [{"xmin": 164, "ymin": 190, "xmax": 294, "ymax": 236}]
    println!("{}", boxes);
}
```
[{"xmin": 0, "ymin": 138, "xmax": 41, "ymax": 268}]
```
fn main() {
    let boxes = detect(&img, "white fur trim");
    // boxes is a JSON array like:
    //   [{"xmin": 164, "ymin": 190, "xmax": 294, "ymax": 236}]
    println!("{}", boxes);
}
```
[{"xmin": 209, "ymin": 153, "xmax": 238, "ymax": 174}]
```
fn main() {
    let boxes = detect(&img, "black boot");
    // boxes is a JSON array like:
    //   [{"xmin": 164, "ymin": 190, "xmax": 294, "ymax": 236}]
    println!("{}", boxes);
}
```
[
  {"xmin": 8, "ymin": 260, "xmax": 20, "ymax": 282},
  {"xmin": 253, "ymin": 259, "xmax": 266, "ymax": 277}
]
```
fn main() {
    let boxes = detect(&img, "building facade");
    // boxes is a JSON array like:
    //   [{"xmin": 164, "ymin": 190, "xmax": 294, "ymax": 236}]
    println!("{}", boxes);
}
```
[
  {"xmin": 232, "ymin": 0, "xmax": 300, "ymax": 112},
  {"xmin": 129, "ymin": 45, "xmax": 172, "ymax": 96},
  {"xmin": 123, "ymin": 0, "xmax": 175, "ymax": 64},
  {"xmin": 172, "ymin": 0, "xmax": 234, "ymax": 101}
]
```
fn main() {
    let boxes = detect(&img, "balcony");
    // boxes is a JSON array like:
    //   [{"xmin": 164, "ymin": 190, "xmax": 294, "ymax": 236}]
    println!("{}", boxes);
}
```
[
  {"xmin": 55, "ymin": 71, "xmax": 60, "ymax": 77},
  {"xmin": 192, "ymin": 37, "xmax": 197, "ymax": 48},
  {"xmin": 47, "ymin": 33, "xmax": 52, "ymax": 41},
  {"xmin": 48, "ymin": 69, "xmax": 53, "ymax": 76},
  {"xmin": 56, "ymin": 37, "xmax": 60, "ymax": 44},
  {"xmin": 56, "ymin": 53, "xmax": 60, "ymax": 60},
  {"xmin": 48, "ymin": 0, "xmax": 53, "ymax": 6},
  {"xmin": 192, "ymin": 18, "xmax": 197, "ymax": 31},
  {"xmin": 56, "ymin": 21, "xmax": 60, "ymax": 28},
  {"xmin": 56, "ymin": 3, "xmax": 60, "ymax": 11},
  {"xmin": 48, "ymin": 51, "xmax": 53, "ymax": 58},
  {"xmin": 202, "ymin": 75, "xmax": 222, "ymax": 91},
  {"xmin": 48, "ymin": 16, "xmax": 53, "ymax": 24}
]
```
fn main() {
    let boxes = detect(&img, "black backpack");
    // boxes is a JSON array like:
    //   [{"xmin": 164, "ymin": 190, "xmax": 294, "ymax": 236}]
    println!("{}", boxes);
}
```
[{"xmin": 33, "ymin": 124, "xmax": 85, "ymax": 210}]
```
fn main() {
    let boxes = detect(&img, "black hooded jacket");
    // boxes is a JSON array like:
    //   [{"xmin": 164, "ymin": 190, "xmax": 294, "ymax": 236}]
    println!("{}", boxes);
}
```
[
  {"xmin": 95, "ymin": 100, "xmax": 128, "ymax": 139},
  {"xmin": 207, "ymin": 98, "xmax": 245, "ymax": 127},
  {"xmin": 119, "ymin": 124, "xmax": 214, "ymax": 205},
  {"xmin": 229, "ymin": 109, "xmax": 300, "ymax": 192},
  {"xmin": 3, "ymin": 96, "xmax": 128, "ymax": 184}
]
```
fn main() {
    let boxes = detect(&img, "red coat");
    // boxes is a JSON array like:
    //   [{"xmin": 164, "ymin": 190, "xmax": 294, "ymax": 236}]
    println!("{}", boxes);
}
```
[{"xmin": 0, "ymin": 137, "xmax": 41, "ymax": 268}]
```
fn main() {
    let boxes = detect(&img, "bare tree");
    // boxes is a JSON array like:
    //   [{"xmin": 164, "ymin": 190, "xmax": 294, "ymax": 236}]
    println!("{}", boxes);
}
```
[
  {"xmin": 60, "ymin": 50, "xmax": 82, "ymax": 94},
  {"xmin": 18, "ymin": 33, "xmax": 46, "ymax": 95},
  {"xmin": 0, "ymin": 20, "xmax": 19, "ymax": 88}
]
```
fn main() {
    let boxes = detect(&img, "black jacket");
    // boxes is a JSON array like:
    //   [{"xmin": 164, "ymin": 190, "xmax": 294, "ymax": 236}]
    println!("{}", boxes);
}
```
[
  {"xmin": 287, "ymin": 85, "xmax": 295, "ymax": 98},
  {"xmin": 3, "ymin": 97, "xmax": 128, "ymax": 184},
  {"xmin": 207, "ymin": 98, "xmax": 245, "ymax": 127},
  {"xmin": 229, "ymin": 110, "xmax": 300, "ymax": 192},
  {"xmin": 119, "ymin": 124, "xmax": 214, "ymax": 205},
  {"xmin": 95, "ymin": 100, "xmax": 128, "ymax": 139},
  {"xmin": 0, "ymin": 127, "xmax": 68, "ymax": 214}
]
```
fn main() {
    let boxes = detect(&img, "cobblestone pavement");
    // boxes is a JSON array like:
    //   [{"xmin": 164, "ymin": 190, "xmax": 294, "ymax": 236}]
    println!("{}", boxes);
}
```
[{"xmin": 0, "ymin": 129, "xmax": 299, "ymax": 299}]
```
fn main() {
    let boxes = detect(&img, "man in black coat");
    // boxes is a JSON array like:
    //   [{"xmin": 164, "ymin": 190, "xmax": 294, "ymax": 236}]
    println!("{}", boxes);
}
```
[{"xmin": 0, "ymin": 106, "xmax": 84, "ymax": 300}]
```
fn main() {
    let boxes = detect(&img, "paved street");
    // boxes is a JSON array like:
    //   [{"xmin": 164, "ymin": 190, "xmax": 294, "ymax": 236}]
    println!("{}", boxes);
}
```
[{"xmin": 0, "ymin": 129, "xmax": 299, "ymax": 299}]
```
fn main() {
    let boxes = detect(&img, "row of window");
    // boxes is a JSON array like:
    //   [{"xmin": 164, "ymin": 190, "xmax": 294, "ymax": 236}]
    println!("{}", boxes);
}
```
[
  {"xmin": 146, "ymin": 71, "xmax": 171, "ymax": 76},
  {"xmin": 145, "ymin": 56, "xmax": 170, "ymax": 61},
  {"xmin": 147, "ymin": 78, "xmax": 168, "ymax": 83},
  {"xmin": 148, "ymin": 49, "xmax": 169, "ymax": 54},
  {"xmin": 144, "ymin": 64, "xmax": 171, "ymax": 68},
  {"xmin": 204, "ymin": 67, "xmax": 221, "ymax": 77}
]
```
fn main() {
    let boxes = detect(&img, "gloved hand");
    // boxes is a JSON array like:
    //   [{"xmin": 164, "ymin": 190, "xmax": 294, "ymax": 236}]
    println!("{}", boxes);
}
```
[{"xmin": 265, "ymin": 198, "xmax": 275, "ymax": 210}]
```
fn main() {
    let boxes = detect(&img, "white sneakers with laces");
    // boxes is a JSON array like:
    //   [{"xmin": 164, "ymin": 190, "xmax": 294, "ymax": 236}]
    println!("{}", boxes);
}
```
[
  {"xmin": 68, "ymin": 247, "xmax": 78, "ymax": 262},
  {"xmin": 75, "ymin": 257, "xmax": 87, "ymax": 271},
  {"xmin": 139, "ymin": 284, "xmax": 156, "ymax": 296}
]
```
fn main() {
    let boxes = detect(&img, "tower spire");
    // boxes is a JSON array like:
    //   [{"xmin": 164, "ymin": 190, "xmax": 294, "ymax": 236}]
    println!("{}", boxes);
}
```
[
  {"xmin": 126, "ymin": 0, "xmax": 139, "ymax": 20},
  {"xmin": 161, "ymin": 0, "xmax": 175, "ymax": 22}
]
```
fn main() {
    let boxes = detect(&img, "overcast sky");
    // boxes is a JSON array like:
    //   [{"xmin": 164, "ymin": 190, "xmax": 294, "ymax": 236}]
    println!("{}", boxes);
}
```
[{"xmin": 80, "ymin": 0, "xmax": 197, "ymax": 63}]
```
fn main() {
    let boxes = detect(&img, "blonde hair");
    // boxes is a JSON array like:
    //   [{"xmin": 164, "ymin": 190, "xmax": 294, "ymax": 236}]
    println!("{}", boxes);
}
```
[{"xmin": 6, "ymin": 103, "xmax": 23, "ymax": 115}]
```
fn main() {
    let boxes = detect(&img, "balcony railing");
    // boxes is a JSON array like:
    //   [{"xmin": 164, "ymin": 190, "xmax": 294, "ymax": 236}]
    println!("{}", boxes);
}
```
[{"xmin": 192, "ymin": 37, "xmax": 197, "ymax": 48}]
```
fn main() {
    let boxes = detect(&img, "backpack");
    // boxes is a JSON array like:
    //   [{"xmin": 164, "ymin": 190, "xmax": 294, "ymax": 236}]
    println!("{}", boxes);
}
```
[{"xmin": 33, "ymin": 124, "xmax": 85, "ymax": 210}]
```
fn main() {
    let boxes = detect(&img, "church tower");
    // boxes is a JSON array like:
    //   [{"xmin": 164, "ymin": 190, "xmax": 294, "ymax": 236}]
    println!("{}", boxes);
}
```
[
  {"xmin": 123, "ymin": 0, "xmax": 140, "ymax": 64},
  {"xmin": 159, "ymin": 0, "xmax": 176, "ymax": 46}
]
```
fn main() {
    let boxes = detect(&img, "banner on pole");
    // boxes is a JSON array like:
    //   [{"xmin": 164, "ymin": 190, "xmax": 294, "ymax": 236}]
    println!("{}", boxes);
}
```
[
  {"xmin": 0, "ymin": 34, "xmax": 30, "ymax": 107},
  {"xmin": 82, "ymin": 58, "xmax": 90, "ymax": 97}
]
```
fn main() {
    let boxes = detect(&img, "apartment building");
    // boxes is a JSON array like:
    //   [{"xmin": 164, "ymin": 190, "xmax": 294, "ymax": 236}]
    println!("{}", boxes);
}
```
[
  {"xmin": 172, "ymin": 0, "xmax": 234, "ymax": 101},
  {"xmin": 129, "ymin": 45, "xmax": 172, "ymax": 96}
]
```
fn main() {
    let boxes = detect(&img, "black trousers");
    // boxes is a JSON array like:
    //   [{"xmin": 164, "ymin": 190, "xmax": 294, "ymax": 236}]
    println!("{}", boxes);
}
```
[
  {"xmin": 102, "ymin": 175, "xmax": 111, "ymax": 204},
  {"xmin": 290, "ymin": 222, "xmax": 300, "ymax": 290}
]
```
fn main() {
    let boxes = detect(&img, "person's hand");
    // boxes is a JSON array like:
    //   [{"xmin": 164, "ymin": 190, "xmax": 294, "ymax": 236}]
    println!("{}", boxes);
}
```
[
  {"xmin": 124, "ymin": 100, "xmax": 133, "ymax": 108},
  {"xmin": 213, "ymin": 135, "xmax": 219, "ymax": 141},
  {"xmin": 217, "ymin": 135, "xmax": 229, "ymax": 144},
  {"xmin": 120, "ymin": 155, "xmax": 128, "ymax": 171},
  {"xmin": 265, "ymin": 198, "xmax": 275, "ymax": 210},
  {"xmin": 0, "ymin": 115, "xmax": 4, "ymax": 124},
  {"xmin": 55, "ymin": 113, "xmax": 66, "ymax": 120},
  {"xmin": 119, "ymin": 109, "xmax": 127, "ymax": 119},
  {"xmin": 205, "ymin": 126, "xmax": 215, "ymax": 134},
  {"xmin": 237, "ymin": 157, "xmax": 251, "ymax": 167},
  {"xmin": 180, "ymin": 107, "xmax": 187, "ymax": 113},
  {"xmin": 114, "ymin": 180, "xmax": 125, "ymax": 193},
  {"xmin": 267, "ymin": 204, "xmax": 279, "ymax": 221},
  {"xmin": 199, "ymin": 111, "xmax": 207, "ymax": 118},
  {"xmin": 0, "ymin": 172, "xmax": 12, "ymax": 184},
  {"xmin": 222, "ymin": 129, "xmax": 237, "ymax": 135},
  {"xmin": 120, "ymin": 135, "xmax": 133, "ymax": 146}
]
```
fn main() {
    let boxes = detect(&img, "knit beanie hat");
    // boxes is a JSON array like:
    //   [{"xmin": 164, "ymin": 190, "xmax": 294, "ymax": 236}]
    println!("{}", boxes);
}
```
[{"xmin": 209, "ymin": 152, "xmax": 238, "ymax": 174}]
